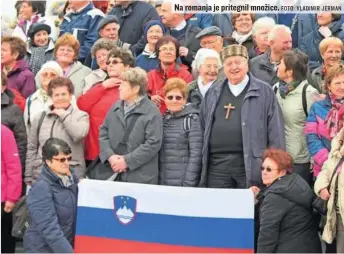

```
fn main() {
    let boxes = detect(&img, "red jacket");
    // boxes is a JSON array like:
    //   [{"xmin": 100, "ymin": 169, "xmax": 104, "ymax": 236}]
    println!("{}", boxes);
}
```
[
  {"xmin": 77, "ymin": 83, "xmax": 120, "ymax": 160},
  {"xmin": 1, "ymin": 124, "xmax": 22, "ymax": 203},
  {"xmin": 147, "ymin": 63, "xmax": 193, "ymax": 114},
  {"xmin": 10, "ymin": 88, "xmax": 26, "ymax": 112}
]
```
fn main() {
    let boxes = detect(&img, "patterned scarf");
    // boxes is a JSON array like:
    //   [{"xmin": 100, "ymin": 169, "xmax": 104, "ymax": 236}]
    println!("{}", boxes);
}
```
[
  {"xmin": 325, "ymin": 93, "xmax": 344, "ymax": 138},
  {"xmin": 28, "ymin": 44, "xmax": 48, "ymax": 75},
  {"xmin": 278, "ymin": 80, "xmax": 302, "ymax": 99},
  {"xmin": 57, "ymin": 173, "xmax": 74, "ymax": 188},
  {"xmin": 124, "ymin": 96, "xmax": 144, "ymax": 117},
  {"xmin": 39, "ymin": 88, "xmax": 49, "ymax": 103},
  {"xmin": 231, "ymin": 30, "xmax": 252, "ymax": 45}
]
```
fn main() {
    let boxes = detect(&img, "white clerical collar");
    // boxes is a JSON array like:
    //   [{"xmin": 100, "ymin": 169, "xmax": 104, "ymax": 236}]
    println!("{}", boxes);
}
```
[
  {"xmin": 228, "ymin": 75, "xmax": 249, "ymax": 97},
  {"xmin": 172, "ymin": 20, "xmax": 187, "ymax": 31}
]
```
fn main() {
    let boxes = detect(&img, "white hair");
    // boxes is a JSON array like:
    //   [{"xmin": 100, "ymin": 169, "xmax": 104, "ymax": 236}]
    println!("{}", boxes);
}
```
[
  {"xmin": 268, "ymin": 25, "xmax": 292, "ymax": 41},
  {"xmin": 192, "ymin": 48, "xmax": 222, "ymax": 72},
  {"xmin": 40, "ymin": 61, "xmax": 64, "ymax": 77},
  {"xmin": 252, "ymin": 17, "xmax": 276, "ymax": 37}
]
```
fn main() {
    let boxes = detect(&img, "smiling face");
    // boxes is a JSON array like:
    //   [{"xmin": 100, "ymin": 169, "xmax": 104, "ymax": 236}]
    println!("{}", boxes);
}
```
[
  {"xmin": 223, "ymin": 56, "xmax": 248, "ymax": 85},
  {"xmin": 95, "ymin": 48, "xmax": 110, "ymax": 71},
  {"xmin": 34, "ymin": 30, "xmax": 49, "ymax": 47},
  {"xmin": 19, "ymin": 2, "xmax": 34, "ymax": 20},
  {"xmin": 99, "ymin": 22, "xmax": 119, "ymax": 40},
  {"xmin": 146, "ymin": 25, "xmax": 164, "ymax": 45},
  {"xmin": 164, "ymin": 88, "xmax": 186, "ymax": 113},
  {"xmin": 322, "ymin": 44, "xmax": 342, "ymax": 67},
  {"xmin": 51, "ymin": 86, "xmax": 72, "ymax": 109},
  {"xmin": 199, "ymin": 57, "xmax": 220, "ymax": 84},
  {"xmin": 234, "ymin": 14, "xmax": 253, "ymax": 34},
  {"xmin": 158, "ymin": 41, "xmax": 177, "ymax": 65},
  {"xmin": 317, "ymin": 12, "xmax": 333, "ymax": 26},
  {"xmin": 55, "ymin": 45, "xmax": 76, "ymax": 66},
  {"xmin": 328, "ymin": 73, "xmax": 344, "ymax": 98}
]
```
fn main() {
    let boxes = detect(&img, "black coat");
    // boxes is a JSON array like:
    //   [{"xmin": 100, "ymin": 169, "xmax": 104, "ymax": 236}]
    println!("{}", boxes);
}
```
[
  {"xmin": 1, "ymin": 89, "xmax": 27, "ymax": 173},
  {"xmin": 257, "ymin": 173, "xmax": 321, "ymax": 253}
]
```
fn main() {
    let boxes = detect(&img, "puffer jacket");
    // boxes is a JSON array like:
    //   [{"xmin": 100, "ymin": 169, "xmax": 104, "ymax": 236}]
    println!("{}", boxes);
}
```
[
  {"xmin": 159, "ymin": 105, "xmax": 203, "ymax": 187},
  {"xmin": 1, "ymin": 89, "xmax": 27, "ymax": 174},
  {"xmin": 314, "ymin": 127, "xmax": 344, "ymax": 244},
  {"xmin": 25, "ymin": 105, "xmax": 89, "ymax": 183},
  {"xmin": 24, "ymin": 164, "xmax": 78, "ymax": 253}
]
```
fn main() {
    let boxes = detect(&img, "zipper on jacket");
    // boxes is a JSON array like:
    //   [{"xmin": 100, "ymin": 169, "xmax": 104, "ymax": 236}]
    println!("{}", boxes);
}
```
[{"xmin": 50, "ymin": 116, "xmax": 58, "ymax": 138}]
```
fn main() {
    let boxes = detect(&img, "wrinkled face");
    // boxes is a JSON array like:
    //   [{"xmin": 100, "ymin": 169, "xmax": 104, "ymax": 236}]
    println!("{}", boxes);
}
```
[
  {"xmin": 328, "ymin": 73, "xmax": 344, "ymax": 98},
  {"xmin": 200, "ymin": 35, "xmax": 223, "ymax": 53},
  {"xmin": 261, "ymin": 158, "xmax": 286, "ymax": 186},
  {"xmin": 1, "ymin": 42, "xmax": 17, "ymax": 64},
  {"xmin": 254, "ymin": 27, "xmax": 272, "ymax": 50},
  {"xmin": 106, "ymin": 56, "xmax": 129, "ymax": 78},
  {"xmin": 317, "ymin": 12, "xmax": 333, "ymax": 26},
  {"xmin": 95, "ymin": 49, "xmax": 110, "ymax": 71},
  {"xmin": 160, "ymin": 2, "xmax": 175, "ymax": 26},
  {"xmin": 46, "ymin": 152, "xmax": 72, "ymax": 175},
  {"xmin": 270, "ymin": 31, "xmax": 292, "ymax": 55},
  {"xmin": 322, "ymin": 44, "xmax": 342, "ymax": 67},
  {"xmin": 158, "ymin": 42, "xmax": 177, "ymax": 64},
  {"xmin": 119, "ymin": 80, "xmax": 139, "ymax": 101},
  {"xmin": 234, "ymin": 14, "xmax": 253, "ymax": 34},
  {"xmin": 223, "ymin": 56, "xmax": 249, "ymax": 85},
  {"xmin": 40, "ymin": 68, "xmax": 59, "ymax": 91},
  {"xmin": 164, "ymin": 88, "xmax": 186, "ymax": 113},
  {"xmin": 56, "ymin": 45, "xmax": 76, "ymax": 65},
  {"xmin": 99, "ymin": 23, "xmax": 119, "ymax": 40},
  {"xmin": 277, "ymin": 58, "xmax": 292, "ymax": 81},
  {"xmin": 146, "ymin": 25, "xmax": 164, "ymax": 45},
  {"xmin": 34, "ymin": 30, "xmax": 49, "ymax": 47},
  {"xmin": 199, "ymin": 57, "xmax": 220, "ymax": 83},
  {"xmin": 51, "ymin": 86, "xmax": 72, "ymax": 109},
  {"xmin": 19, "ymin": 2, "xmax": 34, "ymax": 20}
]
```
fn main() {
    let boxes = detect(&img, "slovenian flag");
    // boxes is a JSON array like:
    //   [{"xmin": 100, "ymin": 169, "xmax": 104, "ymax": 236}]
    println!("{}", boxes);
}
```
[{"xmin": 75, "ymin": 180, "xmax": 254, "ymax": 253}]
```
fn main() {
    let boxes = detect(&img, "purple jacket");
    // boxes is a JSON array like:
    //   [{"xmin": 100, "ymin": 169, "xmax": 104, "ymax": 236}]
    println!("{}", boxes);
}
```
[{"xmin": 5, "ymin": 60, "xmax": 36, "ymax": 98}]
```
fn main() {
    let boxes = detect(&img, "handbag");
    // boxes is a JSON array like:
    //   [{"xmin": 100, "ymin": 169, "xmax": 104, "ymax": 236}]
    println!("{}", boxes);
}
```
[
  {"xmin": 86, "ymin": 114, "xmax": 140, "ymax": 181},
  {"xmin": 11, "ymin": 196, "xmax": 30, "ymax": 238},
  {"xmin": 312, "ymin": 157, "xmax": 343, "ymax": 216}
]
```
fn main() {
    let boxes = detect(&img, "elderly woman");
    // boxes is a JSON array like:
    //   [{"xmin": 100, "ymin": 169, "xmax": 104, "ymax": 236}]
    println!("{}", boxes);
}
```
[
  {"xmin": 309, "ymin": 37, "xmax": 343, "ymax": 93},
  {"xmin": 24, "ymin": 138, "xmax": 78, "ymax": 253},
  {"xmin": 136, "ymin": 20, "xmax": 166, "ymax": 72},
  {"xmin": 300, "ymin": 13, "xmax": 344, "ymax": 71},
  {"xmin": 249, "ymin": 17, "xmax": 276, "ymax": 59},
  {"xmin": 274, "ymin": 50, "xmax": 319, "ymax": 185},
  {"xmin": 306, "ymin": 64, "xmax": 344, "ymax": 178},
  {"xmin": 99, "ymin": 68, "xmax": 162, "ymax": 184},
  {"xmin": 35, "ymin": 33, "xmax": 92, "ymax": 98},
  {"xmin": 26, "ymin": 23, "xmax": 55, "ymax": 75},
  {"xmin": 1, "ymin": 36, "xmax": 35, "ymax": 98},
  {"xmin": 148, "ymin": 36, "xmax": 193, "ymax": 114},
  {"xmin": 82, "ymin": 39, "xmax": 117, "ymax": 94},
  {"xmin": 159, "ymin": 78, "xmax": 202, "ymax": 186},
  {"xmin": 25, "ymin": 77, "xmax": 89, "ymax": 185},
  {"xmin": 315, "ymin": 126, "xmax": 344, "ymax": 253},
  {"xmin": 13, "ymin": 0, "xmax": 57, "ymax": 42},
  {"xmin": 188, "ymin": 48, "xmax": 222, "ymax": 109},
  {"xmin": 78, "ymin": 48, "xmax": 135, "ymax": 164},
  {"xmin": 253, "ymin": 148, "xmax": 321, "ymax": 253},
  {"xmin": 24, "ymin": 61, "xmax": 78, "ymax": 133},
  {"xmin": 230, "ymin": 13, "xmax": 255, "ymax": 53}
]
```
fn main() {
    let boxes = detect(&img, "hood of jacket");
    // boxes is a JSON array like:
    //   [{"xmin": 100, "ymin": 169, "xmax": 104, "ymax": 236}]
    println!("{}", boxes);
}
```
[
  {"xmin": 265, "ymin": 173, "xmax": 314, "ymax": 209},
  {"xmin": 1, "ymin": 89, "xmax": 15, "ymax": 107},
  {"xmin": 164, "ymin": 103, "xmax": 199, "ymax": 118}
]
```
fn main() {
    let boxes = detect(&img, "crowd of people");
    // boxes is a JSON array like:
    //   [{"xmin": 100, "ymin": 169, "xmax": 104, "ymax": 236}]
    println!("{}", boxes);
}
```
[{"xmin": 1, "ymin": 0, "xmax": 344, "ymax": 253}]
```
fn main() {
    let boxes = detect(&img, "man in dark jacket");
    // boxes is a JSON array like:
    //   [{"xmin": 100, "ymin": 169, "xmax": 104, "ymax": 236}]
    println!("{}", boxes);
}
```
[
  {"xmin": 59, "ymin": 0, "xmax": 104, "ymax": 62},
  {"xmin": 160, "ymin": 1, "xmax": 201, "ymax": 69},
  {"xmin": 199, "ymin": 45, "xmax": 285, "ymax": 188},
  {"xmin": 109, "ymin": 0, "xmax": 160, "ymax": 56}
]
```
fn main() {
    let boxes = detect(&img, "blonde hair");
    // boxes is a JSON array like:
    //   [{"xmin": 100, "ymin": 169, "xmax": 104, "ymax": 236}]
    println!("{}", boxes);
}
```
[
  {"xmin": 54, "ymin": 33, "xmax": 80, "ymax": 60},
  {"xmin": 163, "ymin": 78, "xmax": 188, "ymax": 98},
  {"xmin": 319, "ymin": 37, "xmax": 344, "ymax": 56},
  {"xmin": 325, "ymin": 64, "xmax": 344, "ymax": 91}
]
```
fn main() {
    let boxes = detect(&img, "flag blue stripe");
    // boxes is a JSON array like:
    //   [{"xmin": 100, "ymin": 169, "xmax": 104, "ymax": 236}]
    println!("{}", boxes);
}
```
[{"xmin": 76, "ymin": 207, "xmax": 254, "ymax": 249}]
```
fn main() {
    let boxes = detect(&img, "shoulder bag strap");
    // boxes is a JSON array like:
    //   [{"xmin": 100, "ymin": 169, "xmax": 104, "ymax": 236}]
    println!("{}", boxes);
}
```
[
  {"xmin": 302, "ymin": 83, "xmax": 309, "ymax": 117},
  {"xmin": 328, "ymin": 157, "xmax": 344, "ymax": 194}
]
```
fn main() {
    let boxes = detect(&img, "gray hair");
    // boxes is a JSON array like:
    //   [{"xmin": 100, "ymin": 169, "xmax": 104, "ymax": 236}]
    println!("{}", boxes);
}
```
[
  {"xmin": 120, "ymin": 67, "xmax": 147, "ymax": 96},
  {"xmin": 268, "ymin": 25, "xmax": 292, "ymax": 41},
  {"xmin": 41, "ymin": 61, "xmax": 63, "ymax": 76},
  {"xmin": 192, "ymin": 48, "xmax": 222, "ymax": 72},
  {"xmin": 91, "ymin": 38, "xmax": 118, "ymax": 58},
  {"xmin": 252, "ymin": 17, "xmax": 276, "ymax": 37}
]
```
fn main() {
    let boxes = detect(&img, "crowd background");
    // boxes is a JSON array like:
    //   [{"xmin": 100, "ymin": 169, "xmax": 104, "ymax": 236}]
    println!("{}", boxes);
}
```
[{"xmin": 1, "ymin": 0, "xmax": 344, "ymax": 253}]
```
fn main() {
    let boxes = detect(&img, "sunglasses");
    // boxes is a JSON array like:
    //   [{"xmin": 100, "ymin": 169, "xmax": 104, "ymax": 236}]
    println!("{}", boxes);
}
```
[
  {"xmin": 260, "ymin": 166, "xmax": 274, "ymax": 172},
  {"xmin": 52, "ymin": 156, "xmax": 72, "ymax": 163},
  {"xmin": 106, "ymin": 59, "xmax": 123, "ymax": 65},
  {"xmin": 166, "ymin": 95, "xmax": 183, "ymax": 101}
]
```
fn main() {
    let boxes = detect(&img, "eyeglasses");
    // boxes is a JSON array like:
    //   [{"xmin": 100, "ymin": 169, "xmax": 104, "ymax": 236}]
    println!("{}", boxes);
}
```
[
  {"xmin": 42, "ymin": 72, "xmax": 57, "ymax": 78},
  {"xmin": 52, "ymin": 156, "xmax": 72, "ymax": 163},
  {"xmin": 106, "ymin": 59, "xmax": 123, "ymax": 65},
  {"xmin": 166, "ymin": 95, "xmax": 183, "ymax": 101},
  {"xmin": 260, "ymin": 166, "xmax": 274, "ymax": 172}
]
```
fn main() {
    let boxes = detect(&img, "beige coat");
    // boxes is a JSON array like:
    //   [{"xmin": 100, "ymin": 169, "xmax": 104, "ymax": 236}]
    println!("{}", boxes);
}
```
[
  {"xmin": 314, "ymin": 127, "xmax": 344, "ymax": 243},
  {"xmin": 25, "ymin": 105, "xmax": 89, "ymax": 183}
]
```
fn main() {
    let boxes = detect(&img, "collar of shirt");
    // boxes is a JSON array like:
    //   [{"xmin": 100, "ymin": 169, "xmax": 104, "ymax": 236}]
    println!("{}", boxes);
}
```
[
  {"xmin": 197, "ymin": 76, "xmax": 214, "ymax": 97},
  {"xmin": 74, "ymin": 3, "xmax": 90, "ymax": 14},
  {"xmin": 228, "ymin": 74, "xmax": 249, "ymax": 97},
  {"xmin": 172, "ymin": 20, "xmax": 187, "ymax": 31}
]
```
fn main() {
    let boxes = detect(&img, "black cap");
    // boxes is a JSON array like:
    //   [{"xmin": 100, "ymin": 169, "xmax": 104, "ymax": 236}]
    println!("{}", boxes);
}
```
[
  {"xmin": 27, "ymin": 23, "xmax": 51, "ymax": 41},
  {"xmin": 196, "ymin": 26, "xmax": 222, "ymax": 39}
]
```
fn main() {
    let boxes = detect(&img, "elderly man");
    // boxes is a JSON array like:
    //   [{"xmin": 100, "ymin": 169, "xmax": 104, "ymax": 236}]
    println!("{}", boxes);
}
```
[
  {"xmin": 309, "ymin": 37, "xmax": 343, "ymax": 92},
  {"xmin": 188, "ymin": 48, "xmax": 222, "ymax": 109},
  {"xmin": 60, "ymin": 0, "xmax": 104, "ymax": 63},
  {"xmin": 250, "ymin": 25, "xmax": 292, "ymax": 86},
  {"xmin": 160, "ymin": 0, "xmax": 201, "ymax": 69},
  {"xmin": 199, "ymin": 45, "xmax": 285, "ymax": 188}
]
